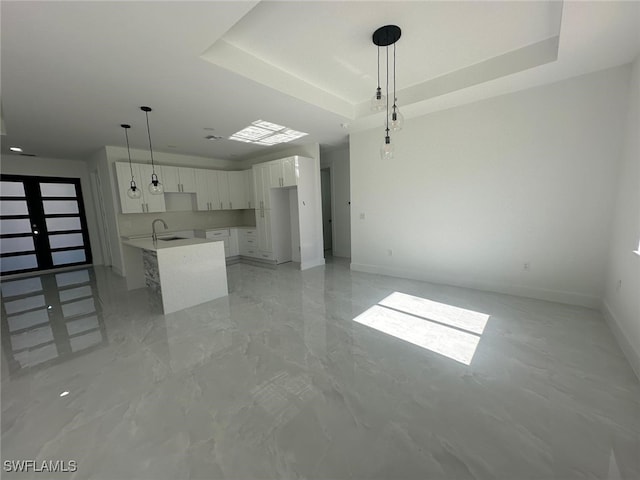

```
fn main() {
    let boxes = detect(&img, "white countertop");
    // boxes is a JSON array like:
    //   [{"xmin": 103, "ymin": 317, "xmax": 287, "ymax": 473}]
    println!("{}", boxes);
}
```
[{"xmin": 122, "ymin": 236, "xmax": 218, "ymax": 252}]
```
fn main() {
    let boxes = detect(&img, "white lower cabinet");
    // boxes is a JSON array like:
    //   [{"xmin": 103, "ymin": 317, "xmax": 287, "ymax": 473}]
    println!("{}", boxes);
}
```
[
  {"xmin": 237, "ymin": 227, "xmax": 259, "ymax": 258},
  {"xmin": 195, "ymin": 228, "xmax": 236, "ymax": 259},
  {"xmin": 256, "ymin": 210, "xmax": 273, "ymax": 260}
]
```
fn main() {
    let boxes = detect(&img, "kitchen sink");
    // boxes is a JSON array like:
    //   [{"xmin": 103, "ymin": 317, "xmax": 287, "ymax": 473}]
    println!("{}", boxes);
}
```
[{"xmin": 158, "ymin": 236, "xmax": 185, "ymax": 241}]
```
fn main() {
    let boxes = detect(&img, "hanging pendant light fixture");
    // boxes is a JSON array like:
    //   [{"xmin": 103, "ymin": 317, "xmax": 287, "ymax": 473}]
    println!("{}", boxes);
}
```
[
  {"xmin": 140, "ymin": 106, "xmax": 163, "ymax": 195},
  {"xmin": 121, "ymin": 124, "xmax": 142, "ymax": 199},
  {"xmin": 371, "ymin": 46, "xmax": 386, "ymax": 111},
  {"xmin": 388, "ymin": 42, "xmax": 404, "ymax": 132},
  {"xmin": 372, "ymin": 25, "xmax": 401, "ymax": 159}
]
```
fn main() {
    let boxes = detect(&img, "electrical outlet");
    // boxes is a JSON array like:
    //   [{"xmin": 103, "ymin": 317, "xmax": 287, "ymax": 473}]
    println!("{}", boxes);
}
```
[
  {"xmin": 523, "ymin": 262, "xmax": 530, "ymax": 271},
  {"xmin": 616, "ymin": 280, "xmax": 622, "ymax": 292},
  {"xmin": 359, "ymin": 213, "xmax": 365, "ymax": 220}
]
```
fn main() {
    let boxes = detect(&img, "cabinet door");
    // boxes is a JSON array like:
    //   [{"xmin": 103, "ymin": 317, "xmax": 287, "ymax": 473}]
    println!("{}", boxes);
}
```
[
  {"xmin": 115, "ymin": 162, "xmax": 145, "ymax": 213},
  {"xmin": 282, "ymin": 157, "xmax": 298, "ymax": 187},
  {"xmin": 161, "ymin": 165, "xmax": 181, "ymax": 192},
  {"xmin": 217, "ymin": 171, "xmax": 230, "ymax": 210},
  {"xmin": 228, "ymin": 171, "xmax": 245, "ymax": 210},
  {"xmin": 228, "ymin": 228, "xmax": 239, "ymax": 256},
  {"xmin": 256, "ymin": 209, "xmax": 272, "ymax": 253},
  {"xmin": 194, "ymin": 169, "xmax": 210, "ymax": 211},
  {"xmin": 253, "ymin": 164, "xmax": 266, "ymax": 209},
  {"xmin": 268, "ymin": 161, "xmax": 283, "ymax": 188},
  {"xmin": 178, "ymin": 167, "xmax": 196, "ymax": 193},
  {"xmin": 138, "ymin": 164, "xmax": 166, "ymax": 213},
  {"xmin": 244, "ymin": 169, "xmax": 254, "ymax": 209}
]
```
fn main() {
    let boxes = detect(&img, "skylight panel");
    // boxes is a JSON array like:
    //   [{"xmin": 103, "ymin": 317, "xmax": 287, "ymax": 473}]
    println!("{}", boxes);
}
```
[{"xmin": 229, "ymin": 120, "xmax": 308, "ymax": 146}]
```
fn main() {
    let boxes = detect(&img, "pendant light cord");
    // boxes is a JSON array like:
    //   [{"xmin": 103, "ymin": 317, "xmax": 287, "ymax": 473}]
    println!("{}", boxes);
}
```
[
  {"xmin": 124, "ymin": 127, "xmax": 135, "ymax": 182},
  {"xmin": 144, "ymin": 110, "xmax": 156, "ymax": 174},
  {"xmin": 393, "ymin": 42, "xmax": 397, "ymax": 109},
  {"xmin": 377, "ymin": 46, "xmax": 381, "ymax": 90},
  {"xmin": 385, "ymin": 45, "xmax": 390, "ymax": 135}
]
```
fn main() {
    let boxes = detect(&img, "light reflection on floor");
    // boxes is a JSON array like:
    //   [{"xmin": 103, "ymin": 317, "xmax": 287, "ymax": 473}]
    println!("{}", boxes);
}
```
[
  {"xmin": 354, "ymin": 291, "xmax": 489, "ymax": 365},
  {"xmin": 1, "ymin": 268, "xmax": 107, "ymax": 375}
]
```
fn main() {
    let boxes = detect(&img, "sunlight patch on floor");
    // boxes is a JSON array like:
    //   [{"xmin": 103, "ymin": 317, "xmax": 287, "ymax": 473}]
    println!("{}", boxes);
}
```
[{"xmin": 354, "ymin": 292, "xmax": 490, "ymax": 365}]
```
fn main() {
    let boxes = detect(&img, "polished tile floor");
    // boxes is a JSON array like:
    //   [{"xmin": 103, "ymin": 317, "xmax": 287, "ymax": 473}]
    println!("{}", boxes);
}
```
[{"xmin": 1, "ymin": 259, "xmax": 639, "ymax": 480}]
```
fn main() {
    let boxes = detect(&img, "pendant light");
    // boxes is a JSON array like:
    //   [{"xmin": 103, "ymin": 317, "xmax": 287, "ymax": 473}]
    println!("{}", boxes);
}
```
[
  {"xmin": 372, "ymin": 25, "xmax": 401, "ymax": 160},
  {"xmin": 121, "ymin": 124, "xmax": 141, "ymax": 199},
  {"xmin": 140, "ymin": 106, "xmax": 163, "ymax": 195},
  {"xmin": 388, "ymin": 43, "xmax": 404, "ymax": 132},
  {"xmin": 371, "ymin": 46, "xmax": 386, "ymax": 111}
]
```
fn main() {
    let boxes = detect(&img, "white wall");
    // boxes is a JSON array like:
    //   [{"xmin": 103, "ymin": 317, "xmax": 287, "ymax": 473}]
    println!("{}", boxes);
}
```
[
  {"xmin": 350, "ymin": 65, "xmax": 631, "ymax": 308},
  {"xmin": 602, "ymin": 56, "xmax": 640, "ymax": 378},
  {"xmin": 1, "ymin": 155, "xmax": 104, "ymax": 266},
  {"xmin": 321, "ymin": 146, "xmax": 351, "ymax": 258}
]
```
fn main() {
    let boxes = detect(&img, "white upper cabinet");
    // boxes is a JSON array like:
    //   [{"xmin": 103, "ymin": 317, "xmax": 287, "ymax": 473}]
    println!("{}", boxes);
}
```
[
  {"xmin": 161, "ymin": 165, "xmax": 180, "ymax": 192},
  {"xmin": 252, "ymin": 163, "xmax": 272, "ymax": 210},
  {"xmin": 115, "ymin": 162, "xmax": 144, "ymax": 213},
  {"xmin": 228, "ymin": 171, "xmax": 245, "ymax": 210},
  {"xmin": 137, "ymin": 164, "xmax": 166, "ymax": 213},
  {"xmin": 115, "ymin": 162, "xmax": 166, "ymax": 214},
  {"xmin": 268, "ymin": 162, "xmax": 283, "ymax": 188},
  {"xmin": 282, "ymin": 157, "xmax": 298, "ymax": 187},
  {"xmin": 178, "ymin": 167, "xmax": 196, "ymax": 193},
  {"xmin": 244, "ymin": 169, "xmax": 254, "ymax": 209},
  {"xmin": 161, "ymin": 166, "xmax": 196, "ymax": 193},
  {"xmin": 194, "ymin": 169, "xmax": 220, "ymax": 211},
  {"xmin": 217, "ymin": 172, "xmax": 230, "ymax": 210}
]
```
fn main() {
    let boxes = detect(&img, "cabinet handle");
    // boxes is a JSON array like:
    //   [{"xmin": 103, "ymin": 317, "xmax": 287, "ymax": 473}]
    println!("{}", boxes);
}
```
[
  {"xmin": 220, "ymin": 202, "xmax": 223, "ymax": 209},
  {"xmin": 248, "ymin": 201, "xmax": 251, "ymax": 208},
  {"xmin": 230, "ymin": 202, "xmax": 232, "ymax": 209}
]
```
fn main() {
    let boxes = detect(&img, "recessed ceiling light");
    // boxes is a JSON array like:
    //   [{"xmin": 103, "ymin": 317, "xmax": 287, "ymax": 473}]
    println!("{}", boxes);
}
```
[
  {"xmin": 205, "ymin": 135, "xmax": 222, "ymax": 140},
  {"xmin": 229, "ymin": 120, "xmax": 307, "ymax": 146},
  {"xmin": 10, "ymin": 146, "xmax": 23, "ymax": 152}
]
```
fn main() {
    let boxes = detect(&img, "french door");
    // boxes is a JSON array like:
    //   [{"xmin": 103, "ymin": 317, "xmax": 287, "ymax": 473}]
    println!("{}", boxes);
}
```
[{"xmin": 0, "ymin": 175, "xmax": 93, "ymax": 275}]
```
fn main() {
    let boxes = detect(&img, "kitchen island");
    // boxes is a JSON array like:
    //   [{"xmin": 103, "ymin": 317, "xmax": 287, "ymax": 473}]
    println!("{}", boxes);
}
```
[{"xmin": 121, "ymin": 236, "xmax": 227, "ymax": 314}]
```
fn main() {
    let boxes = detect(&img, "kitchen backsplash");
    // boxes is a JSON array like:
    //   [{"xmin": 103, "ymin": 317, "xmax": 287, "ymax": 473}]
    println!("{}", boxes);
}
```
[{"xmin": 118, "ymin": 210, "xmax": 256, "ymax": 237}]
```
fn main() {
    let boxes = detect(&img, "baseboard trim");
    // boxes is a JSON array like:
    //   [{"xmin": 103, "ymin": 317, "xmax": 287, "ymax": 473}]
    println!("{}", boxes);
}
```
[
  {"xmin": 601, "ymin": 301, "xmax": 640, "ymax": 381},
  {"xmin": 349, "ymin": 262, "xmax": 600, "ymax": 309}
]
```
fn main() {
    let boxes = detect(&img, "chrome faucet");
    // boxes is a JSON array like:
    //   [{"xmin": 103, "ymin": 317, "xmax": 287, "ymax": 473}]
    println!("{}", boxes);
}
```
[{"xmin": 152, "ymin": 218, "xmax": 168, "ymax": 243}]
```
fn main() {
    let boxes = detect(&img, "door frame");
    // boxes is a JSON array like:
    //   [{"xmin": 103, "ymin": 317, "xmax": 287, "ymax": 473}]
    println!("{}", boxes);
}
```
[{"xmin": 1, "ymin": 174, "xmax": 93, "ymax": 275}]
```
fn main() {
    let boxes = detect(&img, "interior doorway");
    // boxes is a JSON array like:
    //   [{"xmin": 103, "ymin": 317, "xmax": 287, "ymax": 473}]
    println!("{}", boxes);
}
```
[
  {"xmin": 320, "ymin": 168, "xmax": 332, "ymax": 253},
  {"xmin": 0, "ymin": 175, "xmax": 93, "ymax": 275}
]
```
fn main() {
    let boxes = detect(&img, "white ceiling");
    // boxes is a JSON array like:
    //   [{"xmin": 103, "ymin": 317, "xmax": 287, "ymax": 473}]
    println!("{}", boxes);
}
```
[{"xmin": 1, "ymin": 1, "xmax": 639, "ymax": 163}]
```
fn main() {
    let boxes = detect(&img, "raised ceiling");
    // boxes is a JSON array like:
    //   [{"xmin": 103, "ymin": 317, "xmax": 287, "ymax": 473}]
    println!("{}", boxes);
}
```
[{"xmin": 1, "ymin": 1, "xmax": 639, "ymax": 162}]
